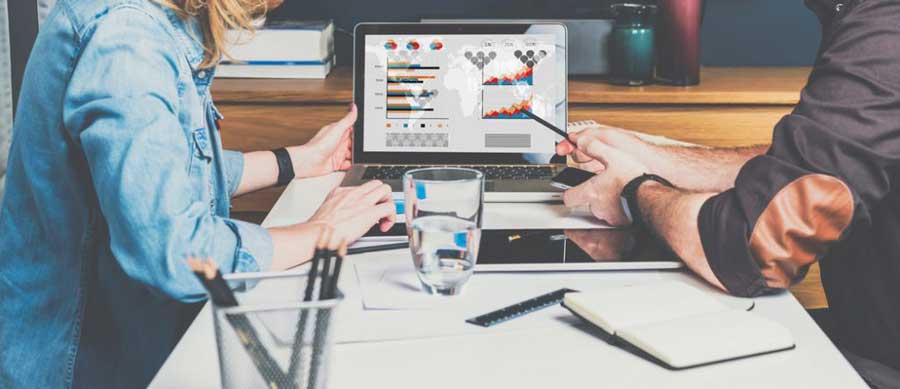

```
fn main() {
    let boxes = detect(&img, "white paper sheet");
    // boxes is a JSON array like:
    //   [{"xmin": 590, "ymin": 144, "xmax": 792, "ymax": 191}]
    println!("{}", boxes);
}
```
[{"xmin": 354, "ymin": 256, "xmax": 668, "ymax": 312}]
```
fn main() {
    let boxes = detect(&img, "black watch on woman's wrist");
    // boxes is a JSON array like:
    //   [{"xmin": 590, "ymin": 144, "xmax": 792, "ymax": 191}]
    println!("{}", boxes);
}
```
[
  {"xmin": 272, "ymin": 148, "xmax": 295, "ymax": 186},
  {"xmin": 620, "ymin": 173, "xmax": 675, "ymax": 230}
]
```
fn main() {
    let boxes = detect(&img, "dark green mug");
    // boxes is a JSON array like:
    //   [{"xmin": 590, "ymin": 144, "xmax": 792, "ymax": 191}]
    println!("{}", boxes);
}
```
[{"xmin": 608, "ymin": 3, "xmax": 657, "ymax": 86}]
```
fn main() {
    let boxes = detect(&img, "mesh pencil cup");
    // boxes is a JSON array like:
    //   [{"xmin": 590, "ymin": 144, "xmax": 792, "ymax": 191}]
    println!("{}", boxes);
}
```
[{"xmin": 213, "ymin": 271, "xmax": 342, "ymax": 389}]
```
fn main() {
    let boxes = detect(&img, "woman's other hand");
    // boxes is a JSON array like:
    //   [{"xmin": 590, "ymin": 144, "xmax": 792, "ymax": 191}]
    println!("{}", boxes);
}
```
[
  {"xmin": 307, "ymin": 180, "xmax": 397, "ymax": 243},
  {"xmin": 268, "ymin": 179, "xmax": 396, "ymax": 269}
]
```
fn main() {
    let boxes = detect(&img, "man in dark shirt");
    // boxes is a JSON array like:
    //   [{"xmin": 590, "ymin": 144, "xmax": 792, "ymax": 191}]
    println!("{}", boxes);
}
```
[{"xmin": 556, "ymin": 0, "xmax": 900, "ymax": 385}]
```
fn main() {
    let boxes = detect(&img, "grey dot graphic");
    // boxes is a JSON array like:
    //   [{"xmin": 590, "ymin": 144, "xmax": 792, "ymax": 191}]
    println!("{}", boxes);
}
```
[
  {"xmin": 471, "ymin": 57, "xmax": 479, "ymax": 65},
  {"xmin": 520, "ymin": 56, "xmax": 529, "ymax": 63},
  {"xmin": 483, "ymin": 58, "xmax": 491, "ymax": 65},
  {"xmin": 465, "ymin": 51, "xmax": 473, "ymax": 59},
  {"xmin": 526, "ymin": 50, "xmax": 534, "ymax": 57},
  {"xmin": 489, "ymin": 52, "xmax": 497, "ymax": 59},
  {"xmin": 526, "ymin": 60, "xmax": 535, "ymax": 68},
  {"xmin": 539, "ymin": 50, "xmax": 547, "ymax": 57},
  {"xmin": 477, "ymin": 51, "xmax": 484, "ymax": 58},
  {"xmin": 514, "ymin": 50, "xmax": 522, "ymax": 58}
]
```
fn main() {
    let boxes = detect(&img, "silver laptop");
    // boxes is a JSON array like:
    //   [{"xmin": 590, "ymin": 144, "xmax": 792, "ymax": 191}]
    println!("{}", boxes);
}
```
[{"xmin": 343, "ymin": 23, "xmax": 569, "ymax": 202}]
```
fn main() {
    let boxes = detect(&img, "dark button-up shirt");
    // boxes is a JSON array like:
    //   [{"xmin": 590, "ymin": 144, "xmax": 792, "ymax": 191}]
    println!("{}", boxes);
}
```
[{"xmin": 698, "ymin": 0, "xmax": 900, "ymax": 370}]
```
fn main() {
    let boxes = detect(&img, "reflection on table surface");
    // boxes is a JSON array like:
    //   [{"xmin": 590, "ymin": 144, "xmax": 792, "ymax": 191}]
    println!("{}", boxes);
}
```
[{"xmin": 478, "ymin": 228, "xmax": 678, "ymax": 265}]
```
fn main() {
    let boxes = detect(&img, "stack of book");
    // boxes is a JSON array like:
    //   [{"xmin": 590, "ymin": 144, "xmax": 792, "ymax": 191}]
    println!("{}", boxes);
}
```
[{"xmin": 217, "ymin": 19, "xmax": 335, "ymax": 79}]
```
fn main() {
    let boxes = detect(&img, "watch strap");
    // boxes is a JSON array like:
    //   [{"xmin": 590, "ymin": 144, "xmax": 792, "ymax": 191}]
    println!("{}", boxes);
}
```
[
  {"xmin": 272, "ymin": 148, "xmax": 295, "ymax": 186},
  {"xmin": 620, "ymin": 173, "xmax": 675, "ymax": 229}
]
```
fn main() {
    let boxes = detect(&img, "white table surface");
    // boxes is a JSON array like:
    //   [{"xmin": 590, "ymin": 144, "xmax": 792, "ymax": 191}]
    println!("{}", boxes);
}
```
[{"xmin": 150, "ymin": 173, "xmax": 867, "ymax": 389}]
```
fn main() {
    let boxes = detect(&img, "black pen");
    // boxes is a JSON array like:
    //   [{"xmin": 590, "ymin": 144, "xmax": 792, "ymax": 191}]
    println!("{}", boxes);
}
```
[
  {"xmin": 347, "ymin": 241, "xmax": 410, "ymax": 255},
  {"xmin": 522, "ymin": 109, "xmax": 574, "ymax": 145}
]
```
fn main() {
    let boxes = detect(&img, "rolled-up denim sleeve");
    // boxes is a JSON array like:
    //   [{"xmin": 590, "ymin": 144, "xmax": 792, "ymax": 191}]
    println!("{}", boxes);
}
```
[
  {"xmin": 63, "ymin": 7, "xmax": 272, "ymax": 302},
  {"xmin": 222, "ymin": 150, "xmax": 245, "ymax": 198}
]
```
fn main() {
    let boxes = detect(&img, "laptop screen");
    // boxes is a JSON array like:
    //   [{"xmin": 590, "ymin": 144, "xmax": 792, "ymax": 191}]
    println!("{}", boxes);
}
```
[{"xmin": 356, "ymin": 25, "xmax": 567, "ymax": 163}]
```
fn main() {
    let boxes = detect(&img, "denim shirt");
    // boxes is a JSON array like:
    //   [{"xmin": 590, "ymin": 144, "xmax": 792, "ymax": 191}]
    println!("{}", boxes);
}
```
[{"xmin": 0, "ymin": 0, "xmax": 274, "ymax": 387}]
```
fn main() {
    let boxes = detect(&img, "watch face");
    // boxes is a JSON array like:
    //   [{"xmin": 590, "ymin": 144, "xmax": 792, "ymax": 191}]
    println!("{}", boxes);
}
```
[{"xmin": 620, "ymin": 196, "xmax": 635, "ymax": 224}]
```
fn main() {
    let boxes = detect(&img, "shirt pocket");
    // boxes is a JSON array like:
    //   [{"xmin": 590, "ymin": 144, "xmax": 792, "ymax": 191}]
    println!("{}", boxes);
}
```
[{"xmin": 188, "ymin": 127, "xmax": 215, "ymax": 210}]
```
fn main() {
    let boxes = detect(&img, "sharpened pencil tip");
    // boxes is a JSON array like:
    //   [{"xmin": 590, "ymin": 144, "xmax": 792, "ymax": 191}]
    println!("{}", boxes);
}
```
[
  {"xmin": 314, "ymin": 225, "xmax": 329, "ymax": 251},
  {"xmin": 203, "ymin": 258, "xmax": 218, "ymax": 280},
  {"xmin": 186, "ymin": 257, "xmax": 204, "ymax": 273}
]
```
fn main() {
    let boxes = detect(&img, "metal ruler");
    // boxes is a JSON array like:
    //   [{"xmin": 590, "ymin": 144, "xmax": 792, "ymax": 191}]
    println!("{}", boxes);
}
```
[{"xmin": 465, "ymin": 288, "xmax": 578, "ymax": 327}]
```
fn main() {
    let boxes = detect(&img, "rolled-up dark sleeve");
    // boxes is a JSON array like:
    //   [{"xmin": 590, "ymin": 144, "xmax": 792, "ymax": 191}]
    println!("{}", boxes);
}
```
[{"xmin": 698, "ymin": 0, "xmax": 900, "ymax": 297}]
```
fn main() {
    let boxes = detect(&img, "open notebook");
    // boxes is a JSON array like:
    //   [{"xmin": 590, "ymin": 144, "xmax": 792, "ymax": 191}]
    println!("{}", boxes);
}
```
[{"xmin": 562, "ymin": 281, "xmax": 795, "ymax": 370}]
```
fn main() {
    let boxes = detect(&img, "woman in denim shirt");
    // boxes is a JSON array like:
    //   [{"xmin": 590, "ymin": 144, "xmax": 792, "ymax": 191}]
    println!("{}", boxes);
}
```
[{"xmin": 0, "ymin": 0, "xmax": 396, "ymax": 387}]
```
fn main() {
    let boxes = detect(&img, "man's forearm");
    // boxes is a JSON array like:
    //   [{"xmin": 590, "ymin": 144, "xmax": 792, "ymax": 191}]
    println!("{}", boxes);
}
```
[
  {"xmin": 234, "ymin": 151, "xmax": 278, "ymax": 197},
  {"xmin": 637, "ymin": 182, "xmax": 726, "ymax": 291},
  {"xmin": 649, "ymin": 144, "xmax": 767, "ymax": 192}
]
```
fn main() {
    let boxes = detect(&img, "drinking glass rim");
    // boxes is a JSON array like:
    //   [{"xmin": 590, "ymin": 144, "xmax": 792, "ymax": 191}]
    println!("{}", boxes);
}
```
[{"xmin": 403, "ymin": 167, "xmax": 484, "ymax": 183}]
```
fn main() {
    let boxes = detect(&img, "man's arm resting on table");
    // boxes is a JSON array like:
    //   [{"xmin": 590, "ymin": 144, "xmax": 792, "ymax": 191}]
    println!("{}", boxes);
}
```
[
  {"xmin": 635, "ymin": 182, "xmax": 726, "ymax": 291},
  {"xmin": 648, "ymin": 144, "xmax": 767, "ymax": 192}
]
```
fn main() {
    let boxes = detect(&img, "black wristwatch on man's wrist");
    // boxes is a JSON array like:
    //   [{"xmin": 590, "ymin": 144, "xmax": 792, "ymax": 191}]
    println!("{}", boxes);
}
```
[{"xmin": 620, "ymin": 173, "xmax": 675, "ymax": 230}]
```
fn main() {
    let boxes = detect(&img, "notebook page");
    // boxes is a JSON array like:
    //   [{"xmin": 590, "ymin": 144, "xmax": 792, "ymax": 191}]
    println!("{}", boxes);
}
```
[
  {"xmin": 617, "ymin": 309, "xmax": 795, "ymax": 369},
  {"xmin": 563, "ymin": 281, "xmax": 728, "ymax": 334}
]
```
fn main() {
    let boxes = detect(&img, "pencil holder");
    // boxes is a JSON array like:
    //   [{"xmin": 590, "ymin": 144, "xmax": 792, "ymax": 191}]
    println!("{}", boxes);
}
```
[{"xmin": 212, "ymin": 271, "xmax": 342, "ymax": 389}]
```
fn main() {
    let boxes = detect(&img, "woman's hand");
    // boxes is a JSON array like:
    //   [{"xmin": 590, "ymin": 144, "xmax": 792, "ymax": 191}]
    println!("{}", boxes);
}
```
[
  {"xmin": 269, "ymin": 180, "xmax": 395, "ymax": 269},
  {"xmin": 267, "ymin": 179, "xmax": 396, "ymax": 270},
  {"xmin": 288, "ymin": 104, "xmax": 357, "ymax": 179},
  {"xmin": 307, "ymin": 180, "xmax": 397, "ymax": 243}
]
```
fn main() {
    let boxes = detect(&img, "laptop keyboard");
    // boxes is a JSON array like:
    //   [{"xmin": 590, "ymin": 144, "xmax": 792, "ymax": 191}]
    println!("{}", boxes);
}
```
[{"xmin": 361, "ymin": 166, "xmax": 554, "ymax": 181}]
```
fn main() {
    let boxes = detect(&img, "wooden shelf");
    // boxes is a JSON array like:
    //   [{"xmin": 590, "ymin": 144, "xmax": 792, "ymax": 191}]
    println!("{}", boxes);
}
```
[
  {"xmin": 212, "ymin": 67, "xmax": 811, "ymax": 106},
  {"xmin": 570, "ymin": 67, "xmax": 809, "ymax": 105},
  {"xmin": 213, "ymin": 67, "xmax": 354, "ymax": 104}
]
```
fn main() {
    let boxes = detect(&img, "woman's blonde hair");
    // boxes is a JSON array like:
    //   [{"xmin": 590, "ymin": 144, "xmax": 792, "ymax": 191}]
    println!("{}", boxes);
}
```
[{"xmin": 155, "ymin": 0, "xmax": 273, "ymax": 68}]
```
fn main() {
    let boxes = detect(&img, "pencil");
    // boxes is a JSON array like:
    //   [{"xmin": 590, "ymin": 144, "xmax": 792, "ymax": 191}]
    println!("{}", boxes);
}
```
[
  {"xmin": 307, "ymin": 236, "xmax": 342, "ymax": 389},
  {"xmin": 188, "ymin": 258, "xmax": 291, "ymax": 389},
  {"xmin": 522, "ymin": 109, "xmax": 574, "ymax": 145},
  {"xmin": 327, "ymin": 244, "xmax": 347, "ymax": 299},
  {"xmin": 288, "ymin": 227, "xmax": 332, "ymax": 381}
]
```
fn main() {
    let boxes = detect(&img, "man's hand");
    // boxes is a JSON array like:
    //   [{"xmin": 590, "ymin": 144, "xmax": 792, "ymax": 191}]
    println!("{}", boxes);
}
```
[
  {"xmin": 288, "ymin": 104, "xmax": 357, "ymax": 179},
  {"xmin": 556, "ymin": 124, "xmax": 766, "ymax": 192},
  {"xmin": 557, "ymin": 134, "xmax": 649, "ymax": 226},
  {"xmin": 556, "ymin": 125, "xmax": 654, "ymax": 174}
]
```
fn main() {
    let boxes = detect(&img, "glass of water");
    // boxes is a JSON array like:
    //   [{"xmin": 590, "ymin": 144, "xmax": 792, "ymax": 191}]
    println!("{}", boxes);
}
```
[{"xmin": 403, "ymin": 168, "xmax": 484, "ymax": 296}]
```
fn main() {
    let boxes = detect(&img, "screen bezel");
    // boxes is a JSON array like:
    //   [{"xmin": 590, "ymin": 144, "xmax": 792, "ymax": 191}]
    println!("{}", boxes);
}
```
[{"xmin": 353, "ymin": 23, "xmax": 568, "ymax": 165}]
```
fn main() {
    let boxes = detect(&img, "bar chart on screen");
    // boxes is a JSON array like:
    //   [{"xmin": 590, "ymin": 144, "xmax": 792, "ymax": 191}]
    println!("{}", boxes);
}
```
[{"xmin": 384, "ymin": 60, "xmax": 447, "ymax": 120}]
